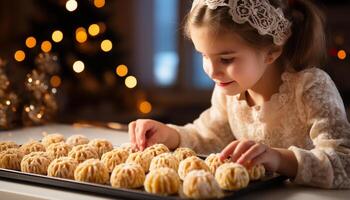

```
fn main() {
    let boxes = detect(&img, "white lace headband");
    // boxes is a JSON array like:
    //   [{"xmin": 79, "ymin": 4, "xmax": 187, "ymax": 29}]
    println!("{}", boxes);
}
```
[{"xmin": 191, "ymin": 0, "xmax": 292, "ymax": 45}]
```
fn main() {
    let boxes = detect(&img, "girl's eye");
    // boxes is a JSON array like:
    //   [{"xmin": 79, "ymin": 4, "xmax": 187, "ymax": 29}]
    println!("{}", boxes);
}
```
[{"xmin": 220, "ymin": 58, "xmax": 234, "ymax": 64}]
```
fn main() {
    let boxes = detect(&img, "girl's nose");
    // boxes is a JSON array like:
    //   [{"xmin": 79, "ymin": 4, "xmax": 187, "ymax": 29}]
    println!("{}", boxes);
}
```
[{"xmin": 205, "ymin": 60, "xmax": 223, "ymax": 79}]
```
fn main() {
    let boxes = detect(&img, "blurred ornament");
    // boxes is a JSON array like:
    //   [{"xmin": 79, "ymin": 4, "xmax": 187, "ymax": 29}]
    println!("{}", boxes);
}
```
[
  {"xmin": 25, "ymin": 70, "xmax": 49, "ymax": 99},
  {"xmin": 23, "ymin": 104, "xmax": 46, "ymax": 125},
  {"xmin": 22, "ymin": 53, "xmax": 60, "ymax": 126},
  {"xmin": 0, "ymin": 60, "xmax": 10, "ymax": 96},
  {"xmin": 0, "ymin": 58, "xmax": 20, "ymax": 129}
]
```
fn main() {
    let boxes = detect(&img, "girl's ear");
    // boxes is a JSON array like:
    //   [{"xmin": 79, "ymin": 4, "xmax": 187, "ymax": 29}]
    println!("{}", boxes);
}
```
[{"xmin": 265, "ymin": 45, "xmax": 283, "ymax": 64}]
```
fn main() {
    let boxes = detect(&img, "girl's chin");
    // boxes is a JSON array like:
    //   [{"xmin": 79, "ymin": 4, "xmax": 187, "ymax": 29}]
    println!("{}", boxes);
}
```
[{"xmin": 217, "ymin": 87, "xmax": 240, "ymax": 96}]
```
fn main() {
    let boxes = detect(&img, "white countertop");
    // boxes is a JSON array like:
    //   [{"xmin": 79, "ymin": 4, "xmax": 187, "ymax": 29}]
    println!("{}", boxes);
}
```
[{"xmin": 0, "ymin": 124, "xmax": 349, "ymax": 200}]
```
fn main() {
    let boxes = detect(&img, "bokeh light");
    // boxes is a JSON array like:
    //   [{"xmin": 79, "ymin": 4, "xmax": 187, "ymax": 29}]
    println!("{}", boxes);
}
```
[
  {"xmin": 14, "ymin": 50, "xmax": 25, "ymax": 62},
  {"xmin": 75, "ymin": 27, "xmax": 88, "ymax": 43},
  {"xmin": 116, "ymin": 64, "xmax": 128, "ymax": 77},
  {"xmin": 125, "ymin": 76, "xmax": 137, "ymax": 88},
  {"xmin": 73, "ymin": 60, "xmax": 85, "ymax": 73},
  {"xmin": 66, "ymin": 0, "xmax": 78, "ymax": 12},
  {"xmin": 41, "ymin": 41, "xmax": 52, "ymax": 53},
  {"xmin": 338, "ymin": 50, "xmax": 347, "ymax": 60},
  {"xmin": 94, "ymin": 0, "xmax": 105, "ymax": 8},
  {"xmin": 50, "ymin": 75, "xmax": 62, "ymax": 87},
  {"xmin": 88, "ymin": 24, "xmax": 100, "ymax": 36},
  {"xmin": 52, "ymin": 30, "xmax": 64, "ymax": 43},
  {"xmin": 101, "ymin": 39, "xmax": 113, "ymax": 52},
  {"xmin": 139, "ymin": 101, "xmax": 152, "ymax": 114},
  {"xmin": 25, "ymin": 36, "xmax": 37, "ymax": 48}
]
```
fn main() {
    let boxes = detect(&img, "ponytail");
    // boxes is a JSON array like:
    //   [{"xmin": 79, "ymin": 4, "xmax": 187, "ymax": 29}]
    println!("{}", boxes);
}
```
[{"xmin": 281, "ymin": 0, "xmax": 327, "ymax": 71}]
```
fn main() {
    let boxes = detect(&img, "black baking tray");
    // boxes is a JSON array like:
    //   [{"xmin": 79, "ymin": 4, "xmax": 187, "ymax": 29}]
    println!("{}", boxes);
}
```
[{"xmin": 0, "ymin": 168, "xmax": 288, "ymax": 200}]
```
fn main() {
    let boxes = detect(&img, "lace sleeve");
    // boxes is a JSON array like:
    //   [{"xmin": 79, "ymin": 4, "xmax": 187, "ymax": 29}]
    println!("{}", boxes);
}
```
[
  {"xmin": 167, "ymin": 86, "xmax": 234, "ymax": 154},
  {"xmin": 289, "ymin": 68, "xmax": 350, "ymax": 188}
]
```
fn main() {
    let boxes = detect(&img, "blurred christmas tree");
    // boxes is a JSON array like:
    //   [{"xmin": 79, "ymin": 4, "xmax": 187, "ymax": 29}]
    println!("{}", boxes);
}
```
[
  {"xmin": 1, "ymin": 54, "xmax": 59, "ymax": 129},
  {"xmin": 14, "ymin": 0, "xmax": 140, "ymax": 123}
]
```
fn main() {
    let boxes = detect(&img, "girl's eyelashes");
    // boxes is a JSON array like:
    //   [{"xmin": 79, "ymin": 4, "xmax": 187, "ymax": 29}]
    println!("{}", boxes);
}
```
[
  {"xmin": 220, "ymin": 58, "xmax": 234, "ymax": 64},
  {"xmin": 200, "ymin": 53, "xmax": 235, "ymax": 64}
]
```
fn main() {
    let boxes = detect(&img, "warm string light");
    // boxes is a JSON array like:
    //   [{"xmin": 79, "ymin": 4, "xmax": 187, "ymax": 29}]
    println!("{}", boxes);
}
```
[
  {"xmin": 116, "ymin": 64, "xmax": 128, "ymax": 77},
  {"xmin": 88, "ymin": 24, "xmax": 100, "ymax": 36},
  {"xmin": 337, "ymin": 50, "xmax": 347, "ymax": 60},
  {"xmin": 75, "ymin": 27, "xmax": 88, "ymax": 43},
  {"xmin": 125, "ymin": 76, "xmax": 137, "ymax": 88},
  {"xmin": 14, "ymin": 50, "xmax": 26, "ymax": 62},
  {"xmin": 66, "ymin": 0, "xmax": 78, "ymax": 12},
  {"xmin": 73, "ymin": 60, "xmax": 85, "ymax": 73},
  {"xmin": 12, "ymin": 0, "xmax": 142, "ymax": 97},
  {"xmin": 93, "ymin": 0, "xmax": 105, "ymax": 8},
  {"xmin": 52, "ymin": 30, "xmax": 64, "ymax": 43},
  {"xmin": 41, "ymin": 41, "xmax": 52, "ymax": 52},
  {"xmin": 139, "ymin": 101, "xmax": 152, "ymax": 114},
  {"xmin": 25, "ymin": 36, "xmax": 37, "ymax": 48},
  {"xmin": 50, "ymin": 75, "xmax": 62, "ymax": 87},
  {"xmin": 101, "ymin": 39, "xmax": 113, "ymax": 52}
]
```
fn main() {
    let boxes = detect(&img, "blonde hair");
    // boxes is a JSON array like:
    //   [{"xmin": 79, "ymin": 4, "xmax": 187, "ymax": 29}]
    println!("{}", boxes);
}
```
[{"xmin": 184, "ymin": 0, "xmax": 327, "ymax": 71}]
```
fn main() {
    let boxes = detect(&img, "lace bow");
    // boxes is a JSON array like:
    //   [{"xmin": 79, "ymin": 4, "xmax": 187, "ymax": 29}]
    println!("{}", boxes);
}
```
[{"xmin": 191, "ymin": 0, "xmax": 292, "ymax": 45}]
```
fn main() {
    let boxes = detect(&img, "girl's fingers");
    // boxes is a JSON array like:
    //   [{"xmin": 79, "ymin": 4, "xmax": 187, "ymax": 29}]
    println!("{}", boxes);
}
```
[
  {"xmin": 145, "ymin": 133, "xmax": 157, "ymax": 148},
  {"xmin": 220, "ymin": 140, "xmax": 240, "ymax": 161},
  {"xmin": 135, "ymin": 120, "xmax": 154, "ymax": 151},
  {"xmin": 231, "ymin": 140, "xmax": 255, "ymax": 162},
  {"xmin": 128, "ymin": 121, "xmax": 136, "ymax": 146},
  {"xmin": 236, "ymin": 143, "xmax": 267, "ymax": 165},
  {"xmin": 250, "ymin": 151, "xmax": 269, "ymax": 168}
]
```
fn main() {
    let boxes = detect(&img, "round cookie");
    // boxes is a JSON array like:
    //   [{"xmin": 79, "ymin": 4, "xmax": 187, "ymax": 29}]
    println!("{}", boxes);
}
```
[
  {"xmin": 149, "ymin": 153, "xmax": 179, "ymax": 172},
  {"xmin": 74, "ymin": 159, "xmax": 109, "ymax": 184},
  {"xmin": 144, "ymin": 167, "xmax": 180, "ymax": 196},
  {"xmin": 0, "ymin": 148, "xmax": 24, "ymax": 170},
  {"xmin": 204, "ymin": 153, "xmax": 230, "ymax": 174},
  {"xmin": 88, "ymin": 139, "xmax": 113, "ymax": 158},
  {"xmin": 126, "ymin": 151, "xmax": 153, "ymax": 173},
  {"xmin": 68, "ymin": 144, "xmax": 99, "ymax": 163},
  {"xmin": 248, "ymin": 164, "xmax": 265, "ymax": 181},
  {"xmin": 183, "ymin": 170, "xmax": 223, "ymax": 199},
  {"xmin": 215, "ymin": 163, "xmax": 250, "ymax": 190},
  {"xmin": 47, "ymin": 142, "xmax": 72, "ymax": 159},
  {"xmin": 101, "ymin": 148, "xmax": 129, "ymax": 173},
  {"xmin": 0, "ymin": 141, "xmax": 19, "ymax": 151},
  {"xmin": 20, "ymin": 152, "xmax": 52, "ymax": 175},
  {"xmin": 110, "ymin": 163, "xmax": 145, "ymax": 189},
  {"xmin": 47, "ymin": 157, "xmax": 78, "ymax": 179},
  {"xmin": 42, "ymin": 133, "xmax": 65, "ymax": 148},
  {"xmin": 143, "ymin": 143, "xmax": 169, "ymax": 157},
  {"xmin": 66, "ymin": 135, "xmax": 89, "ymax": 146},
  {"xmin": 173, "ymin": 147, "xmax": 196, "ymax": 162},
  {"xmin": 19, "ymin": 140, "xmax": 46, "ymax": 155},
  {"xmin": 178, "ymin": 156, "xmax": 210, "ymax": 180}
]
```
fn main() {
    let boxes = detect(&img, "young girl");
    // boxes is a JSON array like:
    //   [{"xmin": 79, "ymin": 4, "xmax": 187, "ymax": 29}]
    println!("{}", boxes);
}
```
[{"xmin": 129, "ymin": 0, "xmax": 350, "ymax": 189}]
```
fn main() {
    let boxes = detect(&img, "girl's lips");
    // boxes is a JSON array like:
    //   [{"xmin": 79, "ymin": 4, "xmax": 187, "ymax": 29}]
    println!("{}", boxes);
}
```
[{"xmin": 216, "ymin": 81, "xmax": 235, "ymax": 87}]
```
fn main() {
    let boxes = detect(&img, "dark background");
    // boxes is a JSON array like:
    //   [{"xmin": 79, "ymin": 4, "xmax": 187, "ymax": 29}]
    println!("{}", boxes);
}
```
[{"xmin": 0, "ymin": 0, "xmax": 349, "ymax": 127}]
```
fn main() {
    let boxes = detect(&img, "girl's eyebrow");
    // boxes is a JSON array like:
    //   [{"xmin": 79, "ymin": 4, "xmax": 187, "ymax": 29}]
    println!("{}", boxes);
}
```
[
  {"xmin": 195, "ymin": 49, "xmax": 237, "ymax": 56},
  {"xmin": 196, "ymin": 49, "xmax": 237, "ymax": 56},
  {"xmin": 215, "ymin": 51, "xmax": 237, "ymax": 56}
]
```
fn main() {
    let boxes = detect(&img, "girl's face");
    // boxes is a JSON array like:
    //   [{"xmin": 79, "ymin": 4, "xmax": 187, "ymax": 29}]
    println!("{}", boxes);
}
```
[{"xmin": 190, "ymin": 26, "xmax": 270, "ymax": 96}]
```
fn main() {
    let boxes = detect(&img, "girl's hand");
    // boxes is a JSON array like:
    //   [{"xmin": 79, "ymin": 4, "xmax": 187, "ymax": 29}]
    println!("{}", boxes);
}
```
[
  {"xmin": 128, "ymin": 119, "xmax": 180, "ymax": 151},
  {"xmin": 219, "ymin": 140, "xmax": 281, "ymax": 172}
]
